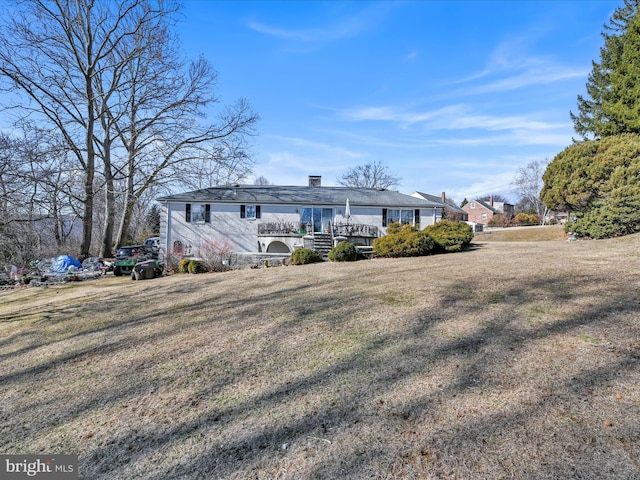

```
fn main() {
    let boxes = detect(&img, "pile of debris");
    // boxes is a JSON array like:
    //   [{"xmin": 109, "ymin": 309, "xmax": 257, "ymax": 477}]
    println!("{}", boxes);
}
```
[{"xmin": 1, "ymin": 255, "xmax": 108, "ymax": 289}]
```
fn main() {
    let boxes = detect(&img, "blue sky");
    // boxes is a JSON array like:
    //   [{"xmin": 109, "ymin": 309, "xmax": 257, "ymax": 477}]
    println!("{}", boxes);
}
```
[{"xmin": 176, "ymin": 0, "xmax": 616, "ymax": 203}]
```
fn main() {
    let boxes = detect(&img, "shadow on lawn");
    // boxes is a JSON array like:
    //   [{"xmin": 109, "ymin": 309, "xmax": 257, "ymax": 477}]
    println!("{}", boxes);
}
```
[
  {"xmin": 2, "ymin": 263, "xmax": 640, "ymax": 479},
  {"xmin": 88, "ymin": 273, "xmax": 640, "ymax": 478}
]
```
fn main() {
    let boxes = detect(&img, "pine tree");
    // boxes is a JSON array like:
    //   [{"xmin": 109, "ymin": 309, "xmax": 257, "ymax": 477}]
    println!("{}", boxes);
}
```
[{"xmin": 571, "ymin": 0, "xmax": 640, "ymax": 139}]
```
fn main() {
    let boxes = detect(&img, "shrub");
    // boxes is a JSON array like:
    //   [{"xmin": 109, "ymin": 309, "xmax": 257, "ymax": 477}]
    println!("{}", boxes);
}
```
[
  {"xmin": 291, "ymin": 248, "xmax": 322, "ymax": 265},
  {"xmin": 197, "ymin": 239, "xmax": 233, "ymax": 272},
  {"xmin": 423, "ymin": 220, "xmax": 474, "ymax": 253},
  {"xmin": 566, "ymin": 193, "xmax": 640, "ymax": 239},
  {"xmin": 487, "ymin": 213, "xmax": 510, "ymax": 227},
  {"xmin": 187, "ymin": 259, "xmax": 208, "ymax": 274},
  {"xmin": 163, "ymin": 250, "xmax": 182, "ymax": 274},
  {"xmin": 514, "ymin": 213, "xmax": 540, "ymax": 226},
  {"xmin": 386, "ymin": 222, "xmax": 403, "ymax": 235},
  {"xmin": 373, "ymin": 226, "xmax": 434, "ymax": 258},
  {"xmin": 328, "ymin": 241, "xmax": 357, "ymax": 262},
  {"xmin": 179, "ymin": 258, "xmax": 190, "ymax": 273}
]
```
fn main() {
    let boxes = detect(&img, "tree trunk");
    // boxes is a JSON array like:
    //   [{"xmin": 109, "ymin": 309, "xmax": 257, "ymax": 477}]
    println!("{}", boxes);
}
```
[
  {"xmin": 115, "ymin": 151, "xmax": 136, "ymax": 248},
  {"xmin": 99, "ymin": 136, "xmax": 115, "ymax": 258},
  {"xmin": 115, "ymin": 192, "xmax": 136, "ymax": 248}
]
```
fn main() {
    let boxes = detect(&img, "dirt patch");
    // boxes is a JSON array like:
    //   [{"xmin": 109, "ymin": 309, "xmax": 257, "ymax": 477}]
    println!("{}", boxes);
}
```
[{"xmin": 1, "ymin": 235, "xmax": 639, "ymax": 479}]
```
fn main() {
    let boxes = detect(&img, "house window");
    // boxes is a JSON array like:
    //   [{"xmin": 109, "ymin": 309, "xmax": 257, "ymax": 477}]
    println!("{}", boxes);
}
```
[
  {"xmin": 387, "ymin": 209, "xmax": 401, "ymax": 225},
  {"xmin": 470, "ymin": 202, "xmax": 476, "ymax": 209},
  {"xmin": 240, "ymin": 205, "xmax": 261, "ymax": 219},
  {"xmin": 186, "ymin": 203, "xmax": 210, "ymax": 223},
  {"xmin": 383, "ymin": 208, "xmax": 416, "ymax": 227},
  {"xmin": 481, "ymin": 213, "xmax": 487, "ymax": 220}
]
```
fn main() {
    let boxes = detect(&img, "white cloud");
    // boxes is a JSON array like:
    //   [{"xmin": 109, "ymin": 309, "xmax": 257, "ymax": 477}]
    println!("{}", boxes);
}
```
[
  {"xmin": 338, "ymin": 103, "xmax": 570, "ymax": 146},
  {"xmin": 268, "ymin": 134, "xmax": 366, "ymax": 159},
  {"xmin": 257, "ymin": 151, "xmax": 346, "ymax": 186},
  {"xmin": 448, "ymin": 171, "xmax": 518, "ymax": 201},
  {"xmin": 404, "ymin": 50, "xmax": 419, "ymax": 62},
  {"xmin": 247, "ymin": 3, "xmax": 391, "ymax": 45},
  {"xmin": 462, "ymin": 67, "xmax": 588, "ymax": 96},
  {"xmin": 449, "ymin": 34, "xmax": 589, "ymax": 95},
  {"xmin": 340, "ymin": 104, "xmax": 463, "ymax": 125}
]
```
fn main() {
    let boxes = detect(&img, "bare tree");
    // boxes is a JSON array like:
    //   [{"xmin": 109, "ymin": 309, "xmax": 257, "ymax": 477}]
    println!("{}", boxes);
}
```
[
  {"xmin": 102, "ymin": 17, "xmax": 258, "ymax": 246},
  {"xmin": 514, "ymin": 159, "xmax": 550, "ymax": 224},
  {"xmin": 0, "ymin": 0, "xmax": 258, "ymax": 257},
  {"xmin": 253, "ymin": 176, "xmax": 273, "ymax": 185},
  {"xmin": 337, "ymin": 161, "xmax": 401, "ymax": 189},
  {"xmin": 0, "ymin": 0, "xmax": 169, "ymax": 257},
  {"xmin": 0, "ymin": 129, "xmax": 81, "ymax": 264},
  {"xmin": 477, "ymin": 194, "xmax": 511, "ymax": 204}
]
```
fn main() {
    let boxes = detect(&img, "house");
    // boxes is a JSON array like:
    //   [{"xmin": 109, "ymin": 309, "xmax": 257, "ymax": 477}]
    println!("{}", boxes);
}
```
[
  {"xmin": 546, "ymin": 210, "xmax": 569, "ymax": 225},
  {"xmin": 411, "ymin": 191, "xmax": 468, "ymax": 221},
  {"xmin": 462, "ymin": 197, "xmax": 515, "ymax": 225},
  {"xmin": 157, "ymin": 176, "xmax": 447, "ymax": 259}
]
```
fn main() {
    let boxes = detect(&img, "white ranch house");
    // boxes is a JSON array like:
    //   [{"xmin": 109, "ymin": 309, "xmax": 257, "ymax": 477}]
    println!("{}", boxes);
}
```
[{"xmin": 157, "ymin": 176, "xmax": 447, "ymax": 260}]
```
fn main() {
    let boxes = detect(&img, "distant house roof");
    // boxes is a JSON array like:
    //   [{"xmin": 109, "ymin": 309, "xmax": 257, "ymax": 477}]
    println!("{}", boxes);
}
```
[
  {"xmin": 158, "ymin": 184, "xmax": 445, "ymax": 208},
  {"xmin": 472, "ymin": 200, "xmax": 498, "ymax": 213},
  {"xmin": 412, "ymin": 191, "xmax": 466, "ymax": 215}
]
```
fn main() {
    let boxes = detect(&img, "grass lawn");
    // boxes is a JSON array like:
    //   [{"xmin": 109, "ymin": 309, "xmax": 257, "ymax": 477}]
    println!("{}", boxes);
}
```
[
  {"xmin": 1, "ymin": 232, "xmax": 640, "ymax": 479},
  {"xmin": 474, "ymin": 224, "xmax": 567, "ymax": 242}
]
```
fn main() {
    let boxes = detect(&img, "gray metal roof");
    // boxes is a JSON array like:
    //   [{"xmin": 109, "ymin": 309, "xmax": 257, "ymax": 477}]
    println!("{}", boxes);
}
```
[{"xmin": 158, "ymin": 185, "xmax": 446, "ymax": 208}]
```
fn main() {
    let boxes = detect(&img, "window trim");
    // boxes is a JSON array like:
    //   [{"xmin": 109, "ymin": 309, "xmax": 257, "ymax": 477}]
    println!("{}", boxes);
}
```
[
  {"xmin": 383, "ymin": 208, "xmax": 418, "ymax": 227},
  {"xmin": 240, "ymin": 204, "xmax": 261, "ymax": 219},
  {"xmin": 186, "ymin": 203, "xmax": 210, "ymax": 223}
]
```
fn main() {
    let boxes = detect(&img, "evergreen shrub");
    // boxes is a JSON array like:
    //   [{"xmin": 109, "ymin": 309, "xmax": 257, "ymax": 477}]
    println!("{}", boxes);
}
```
[
  {"xmin": 373, "ymin": 224, "xmax": 434, "ymax": 257},
  {"xmin": 423, "ymin": 220, "xmax": 474, "ymax": 253},
  {"xmin": 291, "ymin": 248, "xmax": 322, "ymax": 265},
  {"xmin": 328, "ymin": 241, "xmax": 357, "ymax": 262},
  {"xmin": 187, "ymin": 259, "xmax": 208, "ymax": 274},
  {"xmin": 179, "ymin": 259, "xmax": 190, "ymax": 273}
]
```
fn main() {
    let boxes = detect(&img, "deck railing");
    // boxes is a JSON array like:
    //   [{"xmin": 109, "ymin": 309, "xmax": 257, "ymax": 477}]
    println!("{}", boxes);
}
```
[
  {"xmin": 258, "ymin": 221, "xmax": 378, "ymax": 238},
  {"xmin": 332, "ymin": 223, "xmax": 379, "ymax": 238},
  {"xmin": 258, "ymin": 222, "xmax": 303, "ymax": 235}
]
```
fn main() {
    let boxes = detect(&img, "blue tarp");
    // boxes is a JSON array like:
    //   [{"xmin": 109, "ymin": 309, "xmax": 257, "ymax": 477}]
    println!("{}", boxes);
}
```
[{"xmin": 52, "ymin": 255, "xmax": 82, "ymax": 273}]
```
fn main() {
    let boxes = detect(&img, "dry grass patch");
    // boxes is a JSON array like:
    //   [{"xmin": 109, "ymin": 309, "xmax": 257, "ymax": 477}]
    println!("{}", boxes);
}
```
[
  {"xmin": 1, "ymin": 236, "xmax": 640, "ymax": 479},
  {"xmin": 475, "ymin": 224, "xmax": 566, "ymax": 242}
]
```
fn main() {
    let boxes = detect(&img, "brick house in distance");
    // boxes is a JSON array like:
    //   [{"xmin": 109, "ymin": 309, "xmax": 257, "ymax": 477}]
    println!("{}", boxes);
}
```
[
  {"xmin": 462, "ymin": 197, "xmax": 515, "ymax": 225},
  {"xmin": 411, "ymin": 192, "xmax": 468, "ymax": 221}
]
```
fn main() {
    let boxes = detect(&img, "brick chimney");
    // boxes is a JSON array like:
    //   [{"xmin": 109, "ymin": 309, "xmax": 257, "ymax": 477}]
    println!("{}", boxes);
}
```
[
  {"xmin": 308, "ymin": 175, "xmax": 321, "ymax": 187},
  {"xmin": 441, "ymin": 192, "xmax": 446, "ymax": 203}
]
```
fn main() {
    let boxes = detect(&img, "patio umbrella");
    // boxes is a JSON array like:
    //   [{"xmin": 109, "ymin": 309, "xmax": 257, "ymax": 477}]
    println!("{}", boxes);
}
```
[{"xmin": 345, "ymin": 198, "xmax": 351, "ymax": 225}]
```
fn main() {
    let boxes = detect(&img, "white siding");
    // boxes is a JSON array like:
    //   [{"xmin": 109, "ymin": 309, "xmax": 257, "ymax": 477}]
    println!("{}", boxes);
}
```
[{"xmin": 162, "ymin": 201, "xmax": 443, "ymax": 254}]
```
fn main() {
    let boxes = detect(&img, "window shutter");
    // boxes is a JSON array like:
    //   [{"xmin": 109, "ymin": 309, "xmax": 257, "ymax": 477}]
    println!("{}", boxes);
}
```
[
  {"xmin": 205, "ymin": 204, "xmax": 211, "ymax": 223},
  {"xmin": 240, "ymin": 205, "xmax": 246, "ymax": 218},
  {"xmin": 256, "ymin": 205, "xmax": 261, "ymax": 219},
  {"xmin": 382, "ymin": 208, "xmax": 387, "ymax": 227},
  {"xmin": 415, "ymin": 209, "xmax": 420, "ymax": 227},
  {"xmin": 186, "ymin": 203, "xmax": 191, "ymax": 223}
]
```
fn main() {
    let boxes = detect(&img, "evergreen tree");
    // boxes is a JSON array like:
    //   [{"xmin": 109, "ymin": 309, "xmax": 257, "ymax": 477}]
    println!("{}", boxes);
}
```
[
  {"xmin": 571, "ymin": 0, "xmax": 640, "ymax": 139},
  {"xmin": 542, "ymin": 134, "xmax": 640, "ymax": 237},
  {"xmin": 146, "ymin": 205, "xmax": 161, "ymax": 237}
]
